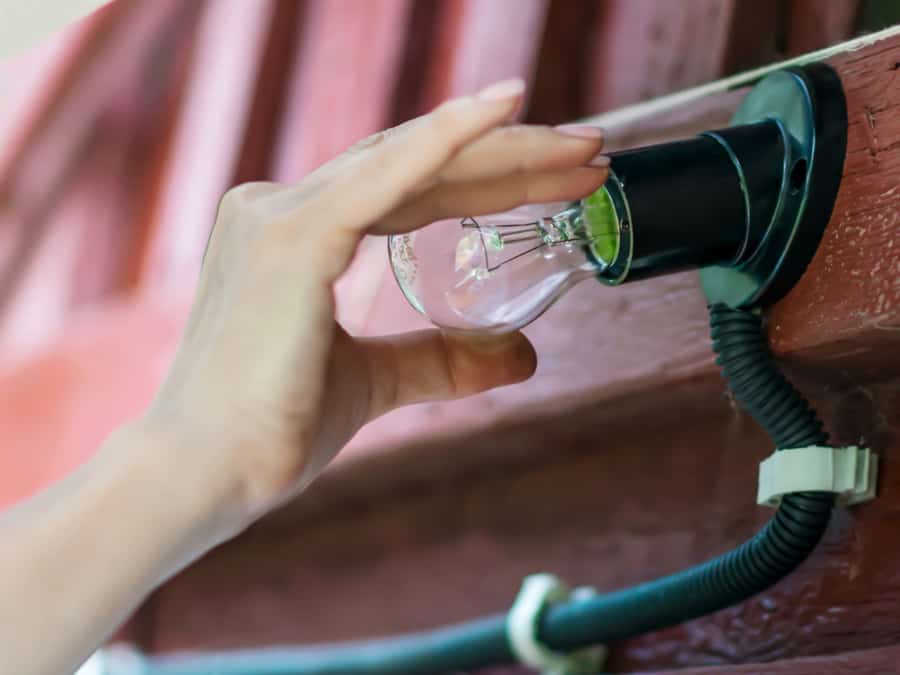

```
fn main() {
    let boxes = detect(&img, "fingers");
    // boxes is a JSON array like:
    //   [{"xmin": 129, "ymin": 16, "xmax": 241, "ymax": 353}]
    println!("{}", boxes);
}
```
[
  {"xmin": 359, "ymin": 329, "xmax": 537, "ymax": 421},
  {"xmin": 235, "ymin": 79, "xmax": 609, "ymax": 284},
  {"xmin": 372, "ymin": 166, "xmax": 609, "ymax": 234},
  {"xmin": 293, "ymin": 78, "xmax": 527, "ymax": 232},
  {"xmin": 435, "ymin": 124, "xmax": 605, "ymax": 184}
]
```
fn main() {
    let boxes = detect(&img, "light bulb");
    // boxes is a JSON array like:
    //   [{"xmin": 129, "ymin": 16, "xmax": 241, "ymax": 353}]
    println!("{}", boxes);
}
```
[{"xmin": 388, "ymin": 186, "xmax": 622, "ymax": 335}]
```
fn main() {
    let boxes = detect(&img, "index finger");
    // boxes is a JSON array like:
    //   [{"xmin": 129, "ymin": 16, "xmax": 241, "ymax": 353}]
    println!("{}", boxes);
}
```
[{"xmin": 302, "ymin": 79, "xmax": 525, "ymax": 233}]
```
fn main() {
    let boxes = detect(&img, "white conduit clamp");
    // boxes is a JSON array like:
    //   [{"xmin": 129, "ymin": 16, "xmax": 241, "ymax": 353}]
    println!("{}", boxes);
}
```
[
  {"xmin": 507, "ymin": 573, "xmax": 607, "ymax": 675},
  {"xmin": 757, "ymin": 445, "xmax": 878, "ymax": 508}
]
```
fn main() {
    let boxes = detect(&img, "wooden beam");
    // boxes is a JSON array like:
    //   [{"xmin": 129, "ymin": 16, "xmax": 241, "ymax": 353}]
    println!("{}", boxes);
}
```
[
  {"xmin": 767, "ymin": 41, "xmax": 900, "ymax": 382},
  {"xmin": 643, "ymin": 644, "xmax": 900, "ymax": 674},
  {"xmin": 582, "ymin": 0, "xmax": 775, "ymax": 114},
  {"xmin": 135, "ymin": 0, "xmax": 279, "ymax": 293},
  {"xmin": 229, "ymin": 0, "xmax": 304, "ymax": 186},
  {"xmin": 524, "ymin": 0, "xmax": 600, "ymax": 125},
  {"xmin": 268, "ymin": 0, "xmax": 415, "ymax": 334},
  {"xmin": 416, "ymin": 0, "xmax": 550, "ymax": 113},
  {"xmin": 0, "ymin": 0, "xmax": 197, "ymax": 351},
  {"xmin": 140, "ymin": 374, "xmax": 900, "ymax": 670},
  {"xmin": 786, "ymin": 0, "xmax": 861, "ymax": 56},
  {"xmin": 0, "ymin": 1, "xmax": 127, "ymax": 194}
]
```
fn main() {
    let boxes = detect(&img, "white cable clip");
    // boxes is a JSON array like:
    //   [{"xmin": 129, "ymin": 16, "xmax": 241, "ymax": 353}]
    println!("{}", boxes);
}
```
[
  {"xmin": 507, "ymin": 573, "xmax": 607, "ymax": 675},
  {"xmin": 757, "ymin": 445, "xmax": 878, "ymax": 508}
]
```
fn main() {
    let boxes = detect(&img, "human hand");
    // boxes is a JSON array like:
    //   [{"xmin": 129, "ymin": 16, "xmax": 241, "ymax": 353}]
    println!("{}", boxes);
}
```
[{"xmin": 141, "ymin": 78, "xmax": 608, "ymax": 543}]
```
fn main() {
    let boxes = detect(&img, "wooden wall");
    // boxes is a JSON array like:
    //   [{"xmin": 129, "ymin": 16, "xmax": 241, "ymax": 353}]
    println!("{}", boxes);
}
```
[{"xmin": 1, "ymin": 1, "xmax": 898, "ymax": 672}]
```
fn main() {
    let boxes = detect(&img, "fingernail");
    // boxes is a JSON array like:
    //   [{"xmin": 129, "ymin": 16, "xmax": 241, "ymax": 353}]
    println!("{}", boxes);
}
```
[
  {"xmin": 589, "ymin": 154, "xmax": 611, "ymax": 167},
  {"xmin": 554, "ymin": 124, "xmax": 604, "ymax": 139},
  {"xmin": 476, "ymin": 78, "xmax": 526, "ymax": 101}
]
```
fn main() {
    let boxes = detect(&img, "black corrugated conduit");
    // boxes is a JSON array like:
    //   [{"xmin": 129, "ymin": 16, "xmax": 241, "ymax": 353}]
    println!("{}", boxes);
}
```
[{"xmin": 137, "ymin": 303, "xmax": 835, "ymax": 675}]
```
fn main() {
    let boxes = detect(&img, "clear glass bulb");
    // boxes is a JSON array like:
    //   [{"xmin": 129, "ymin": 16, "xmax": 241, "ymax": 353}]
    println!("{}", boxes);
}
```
[{"xmin": 388, "ymin": 186, "xmax": 621, "ymax": 335}]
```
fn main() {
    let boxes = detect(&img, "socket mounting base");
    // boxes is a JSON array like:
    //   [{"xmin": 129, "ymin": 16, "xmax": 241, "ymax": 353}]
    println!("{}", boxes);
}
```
[{"xmin": 699, "ymin": 64, "xmax": 848, "ymax": 310}]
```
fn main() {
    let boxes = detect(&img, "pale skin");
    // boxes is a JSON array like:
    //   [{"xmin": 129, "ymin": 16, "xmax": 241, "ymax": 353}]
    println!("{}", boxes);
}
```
[{"xmin": 0, "ymin": 78, "xmax": 609, "ymax": 675}]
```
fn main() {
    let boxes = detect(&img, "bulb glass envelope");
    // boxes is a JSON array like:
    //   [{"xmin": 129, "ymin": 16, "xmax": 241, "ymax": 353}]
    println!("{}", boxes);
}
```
[{"xmin": 388, "ymin": 187, "xmax": 620, "ymax": 334}]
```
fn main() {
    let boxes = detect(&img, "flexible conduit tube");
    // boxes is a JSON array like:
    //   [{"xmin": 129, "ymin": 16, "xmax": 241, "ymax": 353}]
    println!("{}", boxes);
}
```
[
  {"xmin": 138, "ymin": 304, "xmax": 835, "ymax": 675},
  {"xmin": 538, "ymin": 304, "xmax": 835, "ymax": 650}
]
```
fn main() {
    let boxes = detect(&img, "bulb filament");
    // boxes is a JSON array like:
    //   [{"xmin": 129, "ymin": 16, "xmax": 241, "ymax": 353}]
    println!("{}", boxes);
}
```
[{"xmin": 459, "ymin": 208, "xmax": 589, "ymax": 273}]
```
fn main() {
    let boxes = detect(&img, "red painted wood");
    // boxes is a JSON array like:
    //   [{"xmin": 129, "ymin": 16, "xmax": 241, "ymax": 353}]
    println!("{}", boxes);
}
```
[
  {"xmin": 269, "ymin": 0, "xmax": 415, "ymax": 334},
  {"xmin": 117, "ymin": 6, "xmax": 206, "ymax": 294},
  {"xmin": 0, "ymin": 0, "xmax": 191, "ymax": 350},
  {"xmin": 2, "ymin": 126, "xmax": 128, "ymax": 356},
  {"xmin": 229, "ymin": 0, "xmax": 304, "ymax": 186},
  {"xmin": 136, "ymin": 0, "xmax": 279, "ymax": 294},
  {"xmin": 787, "ymin": 0, "xmax": 861, "ymax": 56},
  {"xmin": 639, "ymin": 644, "xmax": 900, "ymax": 674},
  {"xmin": 3, "ymin": 7, "xmax": 202, "ymax": 353},
  {"xmin": 584, "ymin": 0, "xmax": 739, "ymax": 114},
  {"xmin": 768, "ymin": 40, "xmax": 900, "ymax": 379},
  {"xmin": 417, "ymin": 0, "xmax": 550, "ymax": 113},
  {"xmin": 270, "ymin": 0, "xmax": 413, "ymax": 182},
  {"xmin": 525, "ymin": 0, "xmax": 601, "ymax": 126},
  {"xmin": 719, "ymin": 0, "xmax": 783, "ymax": 73},
  {"xmin": 0, "ymin": 1, "xmax": 126, "ymax": 194},
  {"xmin": 140, "ymin": 375, "xmax": 900, "ymax": 672}
]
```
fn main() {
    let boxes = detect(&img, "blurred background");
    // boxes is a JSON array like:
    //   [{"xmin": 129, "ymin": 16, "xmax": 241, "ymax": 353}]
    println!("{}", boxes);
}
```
[{"xmin": 0, "ymin": 0, "xmax": 897, "ymax": 509}]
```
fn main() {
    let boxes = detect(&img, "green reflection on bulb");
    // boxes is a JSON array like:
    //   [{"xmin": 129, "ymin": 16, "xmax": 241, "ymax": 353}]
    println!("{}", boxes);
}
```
[{"xmin": 582, "ymin": 185, "xmax": 619, "ymax": 267}]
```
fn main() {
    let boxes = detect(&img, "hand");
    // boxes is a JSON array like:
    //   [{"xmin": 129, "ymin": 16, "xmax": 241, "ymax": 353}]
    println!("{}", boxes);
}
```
[{"xmin": 142, "ymin": 78, "xmax": 609, "ymax": 543}]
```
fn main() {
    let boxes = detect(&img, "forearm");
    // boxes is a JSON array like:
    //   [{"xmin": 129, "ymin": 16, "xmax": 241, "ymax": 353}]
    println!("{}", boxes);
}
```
[{"xmin": 0, "ymin": 421, "xmax": 229, "ymax": 675}]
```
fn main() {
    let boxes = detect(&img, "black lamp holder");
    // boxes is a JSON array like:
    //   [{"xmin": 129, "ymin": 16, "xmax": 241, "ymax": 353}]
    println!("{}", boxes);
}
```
[{"xmin": 597, "ymin": 63, "xmax": 848, "ymax": 310}]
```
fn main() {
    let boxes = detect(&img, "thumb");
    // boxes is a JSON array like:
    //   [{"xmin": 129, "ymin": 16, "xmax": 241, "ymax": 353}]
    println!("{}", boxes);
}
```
[{"xmin": 359, "ymin": 329, "xmax": 537, "ymax": 421}]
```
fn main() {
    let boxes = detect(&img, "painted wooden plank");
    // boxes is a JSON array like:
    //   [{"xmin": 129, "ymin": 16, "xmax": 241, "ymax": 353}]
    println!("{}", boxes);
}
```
[
  {"xmin": 141, "ymin": 374, "xmax": 900, "ymax": 671},
  {"xmin": 638, "ymin": 644, "xmax": 900, "ymax": 673},
  {"xmin": 767, "ymin": 40, "xmax": 900, "ymax": 380},
  {"xmin": 583, "ymin": 0, "xmax": 742, "ymax": 114},
  {"xmin": 3, "ymin": 6, "xmax": 204, "ymax": 351},
  {"xmin": 418, "ymin": 0, "xmax": 550, "ymax": 111},
  {"xmin": 583, "ymin": 25, "xmax": 900, "ymax": 130},
  {"xmin": 270, "ymin": 0, "xmax": 413, "ymax": 182},
  {"xmin": 1, "ymin": 125, "xmax": 127, "ymax": 360},
  {"xmin": 525, "ymin": 0, "xmax": 601, "ymax": 125},
  {"xmin": 269, "ymin": 0, "xmax": 415, "ymax": 335},
  {"xmin": 787, "ymin": 0, "xmax": 862, "ymax": 56},
  {"xmin": 136, "ymin": 0, "xmax": 279, "ymax": 294},
  {"xmin": 0, "ymin": 0, "xmax": 193, "ymax": 355},
  {"xmin": 229, "ymin": 0, "xmax": 305, "ymax": 186},
  {"xmin": 0, "ymin": 1, "xmax": 125, "ymax": 194}
]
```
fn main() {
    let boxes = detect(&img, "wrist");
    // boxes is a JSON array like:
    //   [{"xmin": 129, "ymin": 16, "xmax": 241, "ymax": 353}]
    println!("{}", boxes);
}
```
[{"xmin": 102, "ymin": 415, "xmax": 249, "ymax": 562}]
